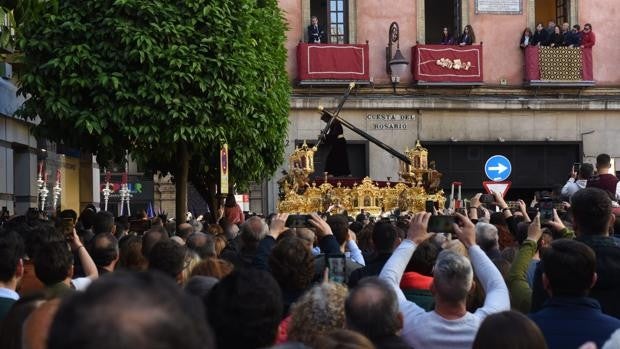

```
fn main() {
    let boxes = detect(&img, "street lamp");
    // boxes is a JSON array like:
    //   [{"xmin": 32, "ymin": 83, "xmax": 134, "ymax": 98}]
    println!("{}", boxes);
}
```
[{"xmin": 386, "ymin": 22, "xmax": 409, "ymax": 94}]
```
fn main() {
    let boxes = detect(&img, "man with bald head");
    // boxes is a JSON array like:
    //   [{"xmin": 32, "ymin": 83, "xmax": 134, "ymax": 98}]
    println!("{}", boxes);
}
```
[
  {"xmin": 345, "ymin": 277, "xmax": 409, "ymax": 349},
  {"xmin": 88, "ymin": 233, "xmax": 119, "ymax": 275},
  {"xmin": 177, "ymin": 223, "xmax": 194, "ymax": 242},
  {"xmin": 141, "ymin": 226, "xmax": 169, "ymax": 259}
]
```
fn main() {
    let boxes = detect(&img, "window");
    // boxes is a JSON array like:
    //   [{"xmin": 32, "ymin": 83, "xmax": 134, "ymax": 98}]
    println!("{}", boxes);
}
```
[
  {"xmin": 556, "ymin": 0, "xmax": 568, "ymax": 24},
  {"xmin": 310, "ymin": 0, "xmax": 349, "ymax": 44},
  {"xmin": 329, "ymin": 0, "xmax": 347, "ymax": 44}
]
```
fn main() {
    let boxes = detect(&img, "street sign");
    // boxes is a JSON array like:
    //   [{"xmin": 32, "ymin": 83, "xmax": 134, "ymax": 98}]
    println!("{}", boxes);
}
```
[
  {"xmin": 482, "ymin": 181, "xmax": 511, "ymax": 198},
  {"xmin": 485, "ymin": 155, "xmax": 512, "ymax": 182}
]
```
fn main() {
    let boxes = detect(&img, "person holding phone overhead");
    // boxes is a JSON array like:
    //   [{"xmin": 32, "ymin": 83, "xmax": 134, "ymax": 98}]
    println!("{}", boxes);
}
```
[
  {"xmin": 562, "ymin": 163, "xmax": 593, "ymax": 199},
  {"xmin": 380, "ymin": 211, "xmax": 509, "ymax": 349}
]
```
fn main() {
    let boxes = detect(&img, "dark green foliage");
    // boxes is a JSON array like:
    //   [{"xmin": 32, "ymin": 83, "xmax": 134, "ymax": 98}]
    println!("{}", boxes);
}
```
[{"xmin": 18, "ymin": 0, "xmax": 290, "ymax": 192}]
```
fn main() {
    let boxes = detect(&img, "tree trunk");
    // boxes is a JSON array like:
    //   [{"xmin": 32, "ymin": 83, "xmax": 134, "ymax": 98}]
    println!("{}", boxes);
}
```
[
  {"xmin": 207, "ymin": 181, "xmax": 218, "ymax": 223},
  {"xmin": 175, "ymin": 142, "xmax": 189, "ymax": 228}
]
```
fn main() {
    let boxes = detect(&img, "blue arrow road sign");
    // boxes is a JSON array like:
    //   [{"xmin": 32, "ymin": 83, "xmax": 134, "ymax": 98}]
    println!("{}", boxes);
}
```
[{"xmin": 485, "ymin": 155, "xmax": 512, "ymax": 182}]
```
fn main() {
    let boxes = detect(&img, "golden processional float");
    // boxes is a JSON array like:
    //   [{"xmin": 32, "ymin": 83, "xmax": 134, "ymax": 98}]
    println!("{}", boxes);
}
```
[{"xmin": 277, "ymin": 83, "xmax": 446, "ymax": 216}]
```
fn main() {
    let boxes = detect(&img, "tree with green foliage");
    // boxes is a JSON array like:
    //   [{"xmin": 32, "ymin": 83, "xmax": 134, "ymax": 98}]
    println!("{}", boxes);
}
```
[{"xmin": 18, "ymin": 0, "xmax": 290, "ymax": 220}]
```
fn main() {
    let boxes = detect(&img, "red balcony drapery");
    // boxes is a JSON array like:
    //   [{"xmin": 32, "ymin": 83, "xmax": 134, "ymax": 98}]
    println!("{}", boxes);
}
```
[
  {"xmin": 412, "ymin": 45, "xmax": 484, "ymax": 83},
  {"xmin": 297, "ymin": 43, "xmax": 370, "ymax": 81}
]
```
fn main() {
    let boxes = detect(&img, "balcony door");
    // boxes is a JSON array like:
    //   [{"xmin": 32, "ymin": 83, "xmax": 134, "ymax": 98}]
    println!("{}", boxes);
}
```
[
  {"xmin": 310, "ymin": 0, "xmax": 349, "ymax": 44},
  {"xmin": 535, "ymin": 0, "xmax": 569, "ymax": 26},
  {"xmin": 424, "ymin": 0, "xmax": 460, "ymax": 44}
]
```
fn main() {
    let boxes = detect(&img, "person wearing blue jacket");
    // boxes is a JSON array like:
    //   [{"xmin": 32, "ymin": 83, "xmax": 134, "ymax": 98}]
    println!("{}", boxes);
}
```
[{"xmin": 529, "ymin": 239, "xmax": 620, "ymax": 349}]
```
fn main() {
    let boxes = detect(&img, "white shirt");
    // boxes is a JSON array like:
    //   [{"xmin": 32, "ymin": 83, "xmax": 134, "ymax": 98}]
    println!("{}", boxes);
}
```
[
  {"xmin": 561, "ymin": 178, "xmax": 587, "ymax": 199},
  {"xmin": 380, "ymin": 240, "xmax": 510, "ymax": 349},
  {"xmin": 71, "ymin": 277, "xmax": 92, "ymax": 291},
  {"xmin": 346, "ymin": 240, "xmax": 366, "ymax": 266},
  {"xmin": 0, "ymin": 287, "xmax": 19, "ymax": 301}
]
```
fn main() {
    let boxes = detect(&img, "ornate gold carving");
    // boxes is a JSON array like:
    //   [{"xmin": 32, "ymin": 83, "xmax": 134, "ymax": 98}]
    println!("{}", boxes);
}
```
[{"xmin": 278, "ymin": 140, "xmax": 446, "ymax": 216}]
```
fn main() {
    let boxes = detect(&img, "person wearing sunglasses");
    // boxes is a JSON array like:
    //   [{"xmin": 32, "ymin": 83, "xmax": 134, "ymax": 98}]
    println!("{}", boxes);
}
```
[{"xmin": 581, "ymin": 23, "xmax": 596, "ymax": 49}]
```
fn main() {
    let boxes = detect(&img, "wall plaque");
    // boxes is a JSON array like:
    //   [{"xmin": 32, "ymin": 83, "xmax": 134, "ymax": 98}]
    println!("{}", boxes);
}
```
[{"xmin": 475, "ymin": 0, "xmax": 522, "ymax": 14}]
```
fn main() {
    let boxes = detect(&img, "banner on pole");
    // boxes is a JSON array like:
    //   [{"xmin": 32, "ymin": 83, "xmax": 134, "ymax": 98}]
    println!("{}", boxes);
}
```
[{"xmin": 220, "ymin": 144, "xmax": 229, "ymax": 194}]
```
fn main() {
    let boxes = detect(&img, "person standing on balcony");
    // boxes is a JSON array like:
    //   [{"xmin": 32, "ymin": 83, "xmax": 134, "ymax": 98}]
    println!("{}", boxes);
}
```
[
  {"xmin": 566, "ymin": 24, "xmax": 582, "ymax": 47},
  {"xmin": 440, "ymin": 27, "xmax": 454, "ymax": 45},
  {"xmin": 458, "ymin": 25, "xmax": 475, "ymax": 46},
  {"xmin": 531, "ymin": 23, "xmax": 549, "ymax": 46},
  {"xmin": 546, "ymin": 21, "xmax": 556, "ymax": 36},
  {"xmin": 307, "ymin": 16, "xmax": 325, "ymax": 44},
  {"xmin": 581, "ymin": 23, "xmax": 596, "ymax": 49},
  {"xmin": 519, "ymin": 27, "xmax": 533, "ymax": 48},
  {"xmin": 549, "ymin": 26, "xmax": 564, "ymax": 47},
  {"xmin": 560, "ymin": 22, "xmax": 571, "ymax": 46}
]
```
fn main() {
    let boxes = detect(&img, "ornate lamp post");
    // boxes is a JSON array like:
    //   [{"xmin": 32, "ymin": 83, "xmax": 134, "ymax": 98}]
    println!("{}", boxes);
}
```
[{"xmin": 386, "ymin": 22, "xmax": 409, "ymax": 94}]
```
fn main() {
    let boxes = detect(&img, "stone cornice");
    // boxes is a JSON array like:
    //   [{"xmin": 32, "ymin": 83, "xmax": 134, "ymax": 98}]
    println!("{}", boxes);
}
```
[{"xmin": 291, "ymin": 89, "xmax": 620, "ymax": 111}]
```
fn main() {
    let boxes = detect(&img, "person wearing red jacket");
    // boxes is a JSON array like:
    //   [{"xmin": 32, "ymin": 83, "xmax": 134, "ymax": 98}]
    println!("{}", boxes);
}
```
[
  {"xmin": 581, "ymin": 23, "xmax": 596, "ymax": 48},
  {"xmin": 580, "ymin": 23, "xmax": 596, "ymax": 80}
]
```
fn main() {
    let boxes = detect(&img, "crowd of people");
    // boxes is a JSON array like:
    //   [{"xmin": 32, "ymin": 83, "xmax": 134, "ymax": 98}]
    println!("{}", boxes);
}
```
[
  {"xmin": 520, "ymin": 21, "xmax": 595, "ymax": 49},
  {"xmin": 1, "ymin": 154, "xmax": 620, "ymax": 349},
  {"xmin": 436, "ymin": 20, "xmax": 596, "ymax": 49}
]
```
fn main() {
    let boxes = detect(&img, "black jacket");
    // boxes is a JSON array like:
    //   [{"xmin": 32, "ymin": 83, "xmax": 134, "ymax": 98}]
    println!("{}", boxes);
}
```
[
  {"xmin": 549, "ymin": 32, "xmax": 564, "ymax": 47},
  {"xmin": 308, "ymin": 24, "xmax": 325, "ymax": 44},
  {"xmin": 531, "ymin": 30, "xmax": 549, "ymax": 46},
  {"xmin": 348, "ymin": 252, "xmax": 392, "ymax": 288}
]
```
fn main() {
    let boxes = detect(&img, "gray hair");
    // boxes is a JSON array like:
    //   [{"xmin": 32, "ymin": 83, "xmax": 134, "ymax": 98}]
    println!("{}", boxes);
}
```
[
  {"xmin": 240, "ymin": 216, "xmax": 268, "ymax": 247},
  {"xmin": 433, "ymin": 250, "xmax": 473, "ymax": 303},
  {"xmin": 475, "ymin": 222, "xmax": 499, "ymax": 252},
  {"xmin": 189, "ymin": 219, "xmax": 203, "ymax": 234}
]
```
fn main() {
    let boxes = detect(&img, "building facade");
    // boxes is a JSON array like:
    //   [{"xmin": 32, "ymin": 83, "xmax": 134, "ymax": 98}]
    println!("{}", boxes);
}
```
[
  {"xmin": 260, "ymin": 0, "xmax": 620, "ymax": 213},
  {"xmin": 1, "ymin": 77, "xmax": 101, "ymax": 215}
]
